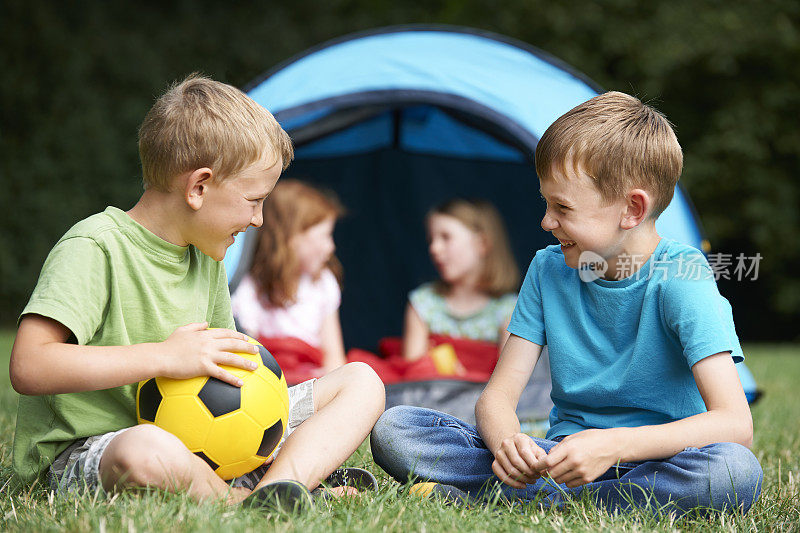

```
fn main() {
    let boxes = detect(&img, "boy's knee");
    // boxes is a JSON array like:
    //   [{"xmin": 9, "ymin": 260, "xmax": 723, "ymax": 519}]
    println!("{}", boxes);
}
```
[
  {"xmin": 371, "ymin": 407, "xmax": 408, "ymax": 479},
  {"xmin": 705, "ymin": 442, "xmax": 763, "ymax": 512},
  {"xmin": 668, "ymin": 442, "xmax": 762, "ymax": 513},
  {"xmin": 342, "ymin": 361, "xmax": 381, "ymax": 386},
  {"xmin": 342, "ymin": 362, "xmax": 386, "ymax": 409},
  {"xmin": 370, "ymin": 406, "xmax": 418, "ymax": 465},
  {"xmin": 372, "ymin": 406, "xmax": 410, "ymax": 439},
  {"xmin": 101, "ymin": 425, "xmax": 192, "ymax": 488},
  {"xmin": 371, "ymin": 406, "xmax": 461, "ymax": 483}
]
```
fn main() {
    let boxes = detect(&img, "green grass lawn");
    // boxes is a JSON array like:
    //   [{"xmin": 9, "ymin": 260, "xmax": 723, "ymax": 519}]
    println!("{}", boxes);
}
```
[{"xmin": 0, "ymin": 330, "xmax": 798, "ymax": 531}]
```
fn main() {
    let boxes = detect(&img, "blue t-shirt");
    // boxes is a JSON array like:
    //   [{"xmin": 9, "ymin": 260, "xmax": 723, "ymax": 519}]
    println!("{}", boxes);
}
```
[{"xmin": 508, "ymin": 238, "xmax": 743, "ymax": 440}]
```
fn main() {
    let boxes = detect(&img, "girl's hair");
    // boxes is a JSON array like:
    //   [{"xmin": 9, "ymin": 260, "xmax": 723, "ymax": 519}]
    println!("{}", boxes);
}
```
[
  {"xmin": 251, "ymin": 179, "xmax": 344, "ymax": 307},
  {"xmin": 428, "ymin": 198, "xmax": 520, "ymax": 297}
]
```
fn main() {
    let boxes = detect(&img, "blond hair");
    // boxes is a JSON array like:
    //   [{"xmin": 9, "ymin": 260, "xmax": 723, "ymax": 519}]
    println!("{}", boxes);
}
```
[
  {"xmin": 251, "ymin": 179, "xmax": 344, "ymax": 307},
  {"xmin": 535, "ymin": 91, "xmax": 683, "ymax": 218},
  {"xmin": 428, "ymin": 199, "xmax": 519, "ymax": 297},
  {"xmin": 138, "ymin": 73, "xmax": 294, "ymax": 190}
]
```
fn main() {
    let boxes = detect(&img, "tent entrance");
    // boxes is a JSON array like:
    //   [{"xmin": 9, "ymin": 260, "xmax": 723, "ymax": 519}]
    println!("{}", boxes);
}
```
[
  {"xmin": 279, "ymin": 91, "xmax": 537, "ymax": 162},
  {"xmin": 277, "ymin": 101, "xmax": 547, "ymax": 350},
  {"xmin": 290, "ymin": 103, "xmax": 533, "ymax": 160}
]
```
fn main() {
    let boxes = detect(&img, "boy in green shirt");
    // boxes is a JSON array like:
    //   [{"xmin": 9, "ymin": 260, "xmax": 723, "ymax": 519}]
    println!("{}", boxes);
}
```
[{"xmin": 10, "ymin": 75, "xmax": 385, "ymax": 508}]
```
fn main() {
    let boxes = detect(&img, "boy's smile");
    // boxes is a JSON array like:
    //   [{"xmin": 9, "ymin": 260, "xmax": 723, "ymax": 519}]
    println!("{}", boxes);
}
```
[
  {"xmin": 539, "ymin": 165, "xmax": 659, "ymax": 280},
  {"xmin": 190, "ymin": 154, "xmax": 282, "ymax": 261}
]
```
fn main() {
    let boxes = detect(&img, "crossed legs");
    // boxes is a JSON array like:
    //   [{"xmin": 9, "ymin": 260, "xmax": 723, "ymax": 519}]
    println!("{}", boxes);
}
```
[
  {"xmin": 99, "ymin": 362, "xmax": 385, "ymax": 503},
  {"xmin": 370, "ymin": 406, "xmax": 763, "ymax": 515}
]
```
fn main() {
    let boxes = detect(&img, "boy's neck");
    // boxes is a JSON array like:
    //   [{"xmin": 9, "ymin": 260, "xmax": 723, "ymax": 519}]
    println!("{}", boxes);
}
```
[
  {"xmin": 126, "ymin": 189, "xmax": 190, "ymax": 248},
  {"xmin": 602, "ymin": 223, "xmax": 662, "ymax": 281}
]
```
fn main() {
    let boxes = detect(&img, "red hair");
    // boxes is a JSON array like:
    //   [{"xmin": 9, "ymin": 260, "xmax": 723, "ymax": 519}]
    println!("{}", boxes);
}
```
[{"xmin": 251, "ymin": 179, "xmax": 344, "ymax": 307}]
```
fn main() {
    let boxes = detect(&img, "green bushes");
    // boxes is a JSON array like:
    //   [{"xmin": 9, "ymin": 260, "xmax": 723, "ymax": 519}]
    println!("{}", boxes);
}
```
[{"xmin": 2, "ymin": 0, "xmax": 797, "ymax": 338}]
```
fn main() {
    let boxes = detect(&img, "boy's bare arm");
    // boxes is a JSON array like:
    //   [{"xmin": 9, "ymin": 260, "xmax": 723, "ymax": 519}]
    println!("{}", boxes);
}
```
[
  {"xmin": 10, "ymin": 314, "xmax": 260, "ymax": 396},
  {"xmin": 496, "ymin": 317, "xmax": 512, "ymax": 353},
  {"xmin": 542, "ymin": 352, "xmax": 752, "ymax": 487},
  {"xmin": 476, "ymin": 334, "xmax": 546, "ymax": 487}
]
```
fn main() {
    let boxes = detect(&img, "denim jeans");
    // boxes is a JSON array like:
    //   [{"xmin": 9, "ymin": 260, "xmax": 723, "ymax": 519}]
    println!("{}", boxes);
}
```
[{"xmin": 370, "ymin": 406, "xmax": 763, "ymax": 515}]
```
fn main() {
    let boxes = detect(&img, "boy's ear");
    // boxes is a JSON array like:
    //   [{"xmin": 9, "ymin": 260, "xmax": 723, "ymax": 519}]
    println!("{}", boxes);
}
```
[
  {"xmin": 620, "ymin": 189, "xmax": 651, "ymax": 229},
  {"xmin": 185, "ymin": 168, "xmax": 214, "ymax": 211}
]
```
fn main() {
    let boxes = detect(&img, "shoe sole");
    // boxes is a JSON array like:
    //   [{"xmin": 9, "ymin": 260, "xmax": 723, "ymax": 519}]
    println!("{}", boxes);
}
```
[{"xmin": 243, "ymin": 479, "xmax": 314, "ymax": 512}]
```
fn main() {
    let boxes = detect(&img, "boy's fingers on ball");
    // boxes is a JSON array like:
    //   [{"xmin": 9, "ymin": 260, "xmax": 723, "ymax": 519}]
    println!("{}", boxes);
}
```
[
  {"xmin": 218, "ymin": 338, "xmax": 260, "ymax": 355},
  {"xmin": 209, "ymin": 365, "xmax": 244, "ymax": 387},
  {"xmin": 220, "ymin": 353, "xmax": 258, "ymax": 371}
]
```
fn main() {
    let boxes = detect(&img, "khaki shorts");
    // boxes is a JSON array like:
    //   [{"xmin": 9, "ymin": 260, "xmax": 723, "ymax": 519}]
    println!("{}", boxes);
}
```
[{"xmin": 48, "ymin": 379, "xmax": 316, "ymax": 495}]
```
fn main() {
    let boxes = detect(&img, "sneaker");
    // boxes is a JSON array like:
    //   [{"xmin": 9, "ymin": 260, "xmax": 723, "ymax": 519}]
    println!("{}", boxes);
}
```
[
  {"xmin": 409, "ymin": 482, "xmax": 470, "ymax": 505},
  {"xmin": 312, "ymin": 467, "xmax": 379, "ymax": 501},
  {"xmin": 242, "ymin": 479, "xmax": 315, "ymax": 513}
]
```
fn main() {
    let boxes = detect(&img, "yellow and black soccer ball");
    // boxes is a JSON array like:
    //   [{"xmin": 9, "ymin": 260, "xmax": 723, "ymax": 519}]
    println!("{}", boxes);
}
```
[{"xmin": 136, "ymin": 335, "xmax": 289, "ymax": 480}]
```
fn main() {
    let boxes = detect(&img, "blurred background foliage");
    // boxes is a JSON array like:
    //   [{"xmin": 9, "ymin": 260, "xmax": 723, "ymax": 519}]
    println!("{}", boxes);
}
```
[{"xmin": 1, "ymin": 0, "xmax": 798, "ymax": 339}]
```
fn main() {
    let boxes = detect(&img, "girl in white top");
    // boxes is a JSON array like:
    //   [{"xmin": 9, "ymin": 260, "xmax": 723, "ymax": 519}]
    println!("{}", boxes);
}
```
[{"xmin": 232, "ymin": 179, "xmax": 346, "ymax": 375}]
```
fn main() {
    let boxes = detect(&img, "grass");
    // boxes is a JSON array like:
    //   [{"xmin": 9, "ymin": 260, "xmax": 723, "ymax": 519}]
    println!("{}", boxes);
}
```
[{"xmin": 0, "ymin": 330, "xmax": 798, "ymax": 531}]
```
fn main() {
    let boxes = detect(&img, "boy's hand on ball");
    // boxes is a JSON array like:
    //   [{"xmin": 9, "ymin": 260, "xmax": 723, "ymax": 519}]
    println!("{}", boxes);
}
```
[
  {"xmin": 538, "ymin": 428, "xmax": 623, "ymax": 487},
  {"xmin": 492, "ymin": 433, "xmax": 547, "ymax": 488},
  {"xmin": 159, "ymin": 322, "xmax": 259, "ymax": 387}
]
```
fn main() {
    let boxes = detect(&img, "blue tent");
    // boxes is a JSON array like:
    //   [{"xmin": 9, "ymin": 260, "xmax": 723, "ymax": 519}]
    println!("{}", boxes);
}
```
[{"xmin": 225, "ymin": 25, "xmax": 758, "ymax": 404}]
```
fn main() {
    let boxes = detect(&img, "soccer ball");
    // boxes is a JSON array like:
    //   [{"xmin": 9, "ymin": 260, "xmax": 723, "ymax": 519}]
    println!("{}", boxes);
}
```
[{"xmin": 136, "ymin": 336, "xmax": 289, "ymax": 480}]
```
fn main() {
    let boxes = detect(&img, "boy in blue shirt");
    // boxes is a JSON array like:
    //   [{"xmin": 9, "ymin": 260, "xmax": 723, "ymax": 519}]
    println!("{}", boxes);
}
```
[{"xmin": 370, "ymin": 91, "xmax": 762, "ymax": 515}]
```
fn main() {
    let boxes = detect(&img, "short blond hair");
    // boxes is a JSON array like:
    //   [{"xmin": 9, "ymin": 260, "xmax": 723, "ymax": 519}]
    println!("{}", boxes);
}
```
[
  {"xmin": 535, "ymin": 91, "xmax": 682, "ymax": 218},
  {"xmin": 428, "ymin": 198, "xmax": 519, "ymax": 297},
  {"xmin": 138, "ymin": 74, "xmax": 294, "ymax": 190}
]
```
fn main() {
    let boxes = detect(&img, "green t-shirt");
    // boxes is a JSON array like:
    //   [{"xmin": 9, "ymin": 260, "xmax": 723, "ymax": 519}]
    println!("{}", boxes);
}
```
[{"xmin": 13, "ymin": 206, "xmax": 235, "ymax": 484}]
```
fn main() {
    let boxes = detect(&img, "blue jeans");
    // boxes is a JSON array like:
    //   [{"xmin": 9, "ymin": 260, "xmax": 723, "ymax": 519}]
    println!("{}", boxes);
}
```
[{"xmin": 370, "ymin": 406, "xmax": 763, "ymax": 515}]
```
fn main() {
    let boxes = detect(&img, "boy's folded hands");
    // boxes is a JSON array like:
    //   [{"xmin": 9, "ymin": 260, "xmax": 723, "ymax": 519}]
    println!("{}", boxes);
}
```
[
  {"xmin": 157, "ymin": 322, "xmax": 260, "ymax": 387},
  {"xmin": 493, "ymin": 428, "xmax": 626, "ymax": 489},
  {"xmin": 541, "ymin": 428, "xmax": 625, "ymax": 488},
  {"xmin": 491, "ymin": 433, "xmax": 547, "ymax": 489}
]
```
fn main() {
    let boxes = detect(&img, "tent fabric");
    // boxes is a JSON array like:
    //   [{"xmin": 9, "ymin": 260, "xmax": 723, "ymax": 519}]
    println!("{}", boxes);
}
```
[
  {"xmin": 246, "ymin": 27, "xmax": 601, "ymax": 152},
  {"xmin": 225, "ymin": 25, "xmax": 703, "ymax": 294},
  {"xmin": 225, "ymin": 25, "xmax": 757, "ymax": 405}
]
